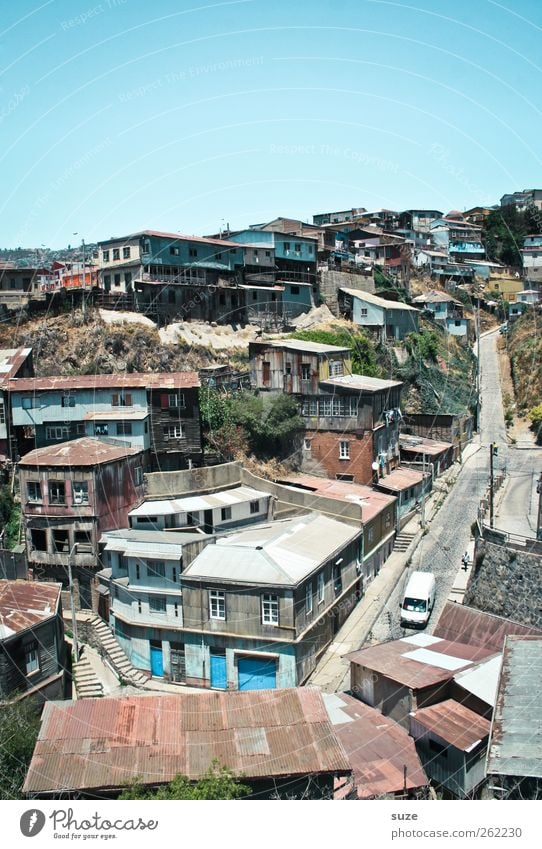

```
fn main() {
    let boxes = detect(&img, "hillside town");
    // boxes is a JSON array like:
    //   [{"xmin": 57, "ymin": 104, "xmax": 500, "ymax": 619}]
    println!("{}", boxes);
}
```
[{"xmin": 1, "ymin": 192, "xmax": 541, "ymax": 802}]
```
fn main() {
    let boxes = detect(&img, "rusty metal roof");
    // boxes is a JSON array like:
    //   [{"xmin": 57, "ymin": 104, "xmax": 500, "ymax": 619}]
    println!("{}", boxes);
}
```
[
  {"xmin": 0, "ymin": 580, "xmax": 61, "ymax": 638},
  {"xmin": 411, "ymin": 699, "xmax": 491, "ymax": 751},
  {"xmin": 487, "ymin": 636, "xmax": 542, "ymax": 779},
  {"xmin": 399, "ymin": 435, "xmax": 453, "ymax": 456},
  {"xmin": 23, "ymin": 688, "xmax": 351, "ymax": 795},
  {"xmin": 9, "ymin": 371, "xmax": 200, "ymax": 392},
  {"xmin": 0, "ymin": 347, "xmax": 32, "ymax": 388},
  {"xmin": 324, "ymin": 693, "xmax": 428, "ymax": 798},
  {"xmin": 276, "ymin": 474, "xmax": 396, "ymax": 522},
  {"xmin": 376, "ymin": 467, "xmax": 426, "ymax": 492},
  {"xmin": 434, "ymin": 602, "xmax": 542, "ymax": 654},
  {"xmin": 346, "ymin": 634, "xmax": 496, "ymax": 690},
  {"xmin": 19, "ymin": 437, "xmax": 142, "ymax": 467}
]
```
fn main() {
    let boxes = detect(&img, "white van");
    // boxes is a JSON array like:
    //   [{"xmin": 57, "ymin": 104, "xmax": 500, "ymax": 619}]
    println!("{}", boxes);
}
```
[{"xmin": 400, "ymin": 571, "xmax": 436, "ymax": 627}]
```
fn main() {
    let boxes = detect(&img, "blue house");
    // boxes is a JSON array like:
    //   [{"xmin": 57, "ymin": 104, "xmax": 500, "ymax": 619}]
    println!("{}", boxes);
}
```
[{"xmin": 339, "ymin": 288, "xmax": 419, "ymax": 341}]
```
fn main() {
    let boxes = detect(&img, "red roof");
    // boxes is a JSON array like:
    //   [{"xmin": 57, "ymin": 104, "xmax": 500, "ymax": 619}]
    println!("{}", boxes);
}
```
[
  {"xmin": 411, "ymin": 698, "xmax": 491, "ymax": 751},
  {"xmin": 0, "ymin": 580, "xmax": 61, "ymax": 636},
  {"xmin": 434, "ymin": 602, "xmax": 542, "ymax": 653},
  {"xmin": 0, "ymin": 347, "xmax": 32, "ymax": 389},
  {"xmin": 23, "ymin": 688, "xmax": 351, "ymax": 795},
  {"xmin": 325, "ymin": 693, "xmax": 428, "ymax": 798},
  {"xmin": 376, "ymin": 467, "xmax": 426, "ymax": 492},
  {"xmin": 277, "ymin": 474, "xmax": 396, "ymax": 522},
  {"xmin": 19, "ymin": 437, "xmax": 142, "ymax": 467},
  {"xmin": 9, "ymin": 371, "xmax": 200, "ymax": 392},
  {"xmin": 347, "ymin": 634, "xmax": 496, "ymax": 690}
]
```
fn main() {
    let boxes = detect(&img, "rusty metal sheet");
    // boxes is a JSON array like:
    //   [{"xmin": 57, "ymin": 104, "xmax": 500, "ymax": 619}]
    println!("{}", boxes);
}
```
[
  {"xmin": 411, "ymin": 698, "xmax": 491, "ymax": 751},
  {"xmin": 19, "ymin": 437, "xmax": 142, "ymax": 467},
  {"xmin": 11, "ymin": 371, "xmax": 200, "ymax": 392},
  {"xmin": 435, "ymin": 602, "xmax": 542, "ymax": 654},
  {"xmin": 0, "ymin": 580, "xmax": 61, "ymax": 635}
]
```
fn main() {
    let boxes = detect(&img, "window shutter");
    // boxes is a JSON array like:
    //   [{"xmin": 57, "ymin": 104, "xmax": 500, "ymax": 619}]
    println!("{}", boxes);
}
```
[{"xmin": 160, "ymin": 393, "xmax": 169, "ymax": 409}]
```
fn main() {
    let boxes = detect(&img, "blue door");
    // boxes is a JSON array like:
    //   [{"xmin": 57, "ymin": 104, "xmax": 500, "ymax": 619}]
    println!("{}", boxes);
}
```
[
  {"xmin": 238, "ymin": 656, "xmax": 277, "ymax": 690},
  {"xmin": 210, "ymin": 652, "xmax": 227, "ymax": 689},
  {"xmin": 150, "ymin": 642, "xmax": 163, "ymax": 677}
]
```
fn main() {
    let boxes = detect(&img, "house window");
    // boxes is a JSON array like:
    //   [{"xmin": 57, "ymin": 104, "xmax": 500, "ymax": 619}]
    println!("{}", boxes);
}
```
[
  {"xmin": 172, "ymin": 567, "xmax": 177, "ymax": 583},
  {"xmin": 303, "ymin": 438, "xmax": 312, "ymax": 452},
  {"xmin": 284, "ymin": 241, "xmax": 290, "ymax": 251},
  {"xmin": 113, "ymin": 248, "xmax": 120, "ymax": 260},
  {"xmin": 169, "ymin": 246, "xmax": 180, "ymax": 255},
  {"xmin": 189, "ymin": 248, "xmax": 198, "ymax": 257},
  {"xmin": 301, "ymin": 363, "xmax": 311, "ymax": 380},
  {"xmin": 76, "ymin": 423, "xmax": 86, "ymax": 435},
  {"xmin": 294, "ymin": 243, "xmax": 301, "ymax": 252},
  {"xmin": 49, "ymin": 481, "xmax": 66, "ymax": 504},
  {"xmin": 186, "ymin": 511, "xmax": 199, "ymax": 526},
  {"xmin": 112, "ymin": 393, "xmax": 133, "ymax": 407},
  {"xmin": 209, "ymin": 590, "xmax": 226, "ymax": 620},
  {"xmin": 114, "ymin": 273, "xmax": 121, "ymax": 286},
  {"xmin": 317, "ymin": 572, "xmax": 325, "ymax": 604},
  {"xmin": 333, "ymin": 564, "xmax": 342, "ymax": 596},
  {"xmin": 116, "ymin": 422, "xmax": 133, "ymax": 436},
  {"xmin": 61, "ymin": 394, "xmax": 75, "ymax": 407},
  {"xmin": 454, "ymin": 320, "xmax": 461, "ymax": 327},
  {"xmin": 134, "ymin": 466, "xmax": 143, "ymax": 486},
  {"xmin": 94, "ymin": 423, "xmax": 108, "ymax": 436},
  {"xmin": 384, "ymin": 511, "xmax": 391, "ymax": 529},
  {"xmin": 123, "ymin": 246, "xmax": 131, "ymax": 259},
  {"xmin": 136, "ymin": 562, "xmax": 140, "ymax": 580},
  {"xmin": 0, "ymin": 401, "xmax": 5, "ymax": 424},
  {"xmin": 149, "ymin": 596, "xmax": 167, "ymax": 613},
  {"xmin": 290, "ymin": 285, "xmax": 300, "ymax": 295},
  {"xmin": 22, "ymin": 397, "xmax": 34, "ymax": 409},
  {"xmin": 147, "ymin": 561, "xmax": 165, "ymax": 578},
  {"xmin": 72, "ymin": 481, "xmax": 89, "ymax": 505},
  {"xmin": 250, "ymin": 500, "xmax": 259, "ymax": 514},
  {"xmin": 163, "ymin": 424, "xmax": 183, "ymax": 439},
  {"xmin": 52, "ymin": 529, "xmax": 69, "ymax": 551},
  {"xmin": 27, "ymin": 481, "xmax": 42, "ymax": 503},
  {"xmin": 306, "ymin": 582, "xmax": 313, "ymax": 616},
  {"xmin": 138, "ymin": 599, "xmax": 142, "ymax": 613},
  {"xmin": 261, "ymin": 593, "xmax": 279, "ymax": 625},
  {"xmin": 74, "ymin": 529, "xmax": 92, "ymax": 551},
  {"xmin": 31, "ymin": 529, "xmax": 47, "ymax": 551},
  {"xmin": 124, "ymin": 272, "xmax": 132, "ymax": 286},
  {"xmin": 46, "ymin": 425, "xmax": 69, "ymax": 441},
  {"xmin": 102, "ymin": 250, "xmax": 110, "ymax": 262},
  {"xmin": 368, "ymin": 527, "xmax": 374, "ymax": 544},
  {"xmin": 221, "ymin": 506, "xmax": 232, "ymax": 521},
  {"xmin": 168, "ymin": 393, "xmax": 185, "ymax": 408},
  {"xmin": 330, "ymin": 360, "xmax": 344, "ymax": 376},
  {"xmin": 429, "ymin": 739, "xmax": 448, "ymax": 759},
  {"xmin": 339, "ymin": 440, "xmax": 350, "ymax": 460},
  {"xmin": 265, "ymin": 250, "xmax": 271, "ymax": 257},
  {"xmin": 360, "ymin": 308, "xmax": 368, "ymax": 317},
  {"xmin": 25, "ymin": 644, "xmax": 39, "ymax": 675},
  {"xmin": 103, "ymin": 274, "xmax": 111, "ymax": 288},
  {"xmin": 320, "ymin": 397, "xmax": 332, "ymax": 416},
  {"xmin": 174, "ymin": 602, "xmax": 179, "ymax": 617}
]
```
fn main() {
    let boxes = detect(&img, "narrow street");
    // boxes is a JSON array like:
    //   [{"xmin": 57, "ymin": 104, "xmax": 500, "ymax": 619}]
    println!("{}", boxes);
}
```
[{"xmin": 369, "ymin": 329, "xmax": 510, "ymax": 643}]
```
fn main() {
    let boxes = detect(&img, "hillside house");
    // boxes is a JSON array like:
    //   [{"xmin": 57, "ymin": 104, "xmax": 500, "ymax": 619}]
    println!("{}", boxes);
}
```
[
  {"xmin": 0, "ymin": 346, "xmax": 33, "ymax": 463},
  {"xmin": 249, "ymin": 339, "xmax": 353, "ymax": 394},
  {"xmin": 339, "ymin": 288, "xmax": 419, "ymax": 341},
  {"xmin": 19, "ymin": 438, "xmax": 145, "ymax": 607}
]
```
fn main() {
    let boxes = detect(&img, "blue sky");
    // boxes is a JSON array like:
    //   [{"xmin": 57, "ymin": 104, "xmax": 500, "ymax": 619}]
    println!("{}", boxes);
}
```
[{"xmin": 1, "ymin": 0, "xmax": 542, "ymax": 247}]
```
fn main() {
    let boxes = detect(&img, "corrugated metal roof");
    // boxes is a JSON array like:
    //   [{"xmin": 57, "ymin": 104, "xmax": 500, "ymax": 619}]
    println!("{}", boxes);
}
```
[
  {"xmin": 411, "ymin": 699, "xmax": 491, "ymax": 751},
  {"xmin": 0, "ymin": 580, "xmax": 61, "ymax": 636},
  {"xmin": 276, "ymin": 474, "xmax": 396, "ymax": 523},
  {"xmin": 10, "ymin": 372, "xmax": 200, "ymax": 392},
  {"xmin": 183, "ymin": 513, "xmax": 361, "ymax": 586},
  {"xmin": 23, "ymin": 688, "xmax": 351, "ymax": 794},
  {"xmin": 320, "ymin": 374, "xmax": 403, "ymax": 392},
  {"xmin": 487, "ymin": 636, "xmax": 542, "ymax": 779},
  {"xmin": 19, "ymin": 437, "xmax": 142, "ymax": 467},
  {"xmin": 129, "ymin": 486, "xmax": 269, "ymax": 517},
  {"xmin": 400, "ymin": 435, "xmax": 453, "ymax": 456},
  {"xmin": 100, "ymin": 529, "xmax": 206, "ymax": 549},
  {"xmin": 453, "ymin": 654, "xmax": 503, "ymax": 707},
  {"xmin": 346, "ymin": 634, "xmax": 495, "ymax": 690},
  {"xmin": 262, "ymin": 339, "xmax": 351, "ymax": 354},
  {"xmin": 323, "ymin": 693, "xmax": 428, "ymax": 798},
  {"xmin": 0, "ymin": 347, "xmax": 32, "ymax": 388},
  {"xmin": 376, "ymin": 467, "xmax": 426, "ymax": 492},
  {"xmin": 340, "ymin": 288, "xmax": 420, "ymax": 311},
  {"xmin": 434, "ymin": 603, "xmax": 542, "ymax": 653}
]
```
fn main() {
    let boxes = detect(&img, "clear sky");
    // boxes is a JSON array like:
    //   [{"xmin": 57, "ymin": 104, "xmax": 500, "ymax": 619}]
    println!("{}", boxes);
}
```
[{"xmin": 1, "ymin": 0, "xmax": 542, "ymax": 248}]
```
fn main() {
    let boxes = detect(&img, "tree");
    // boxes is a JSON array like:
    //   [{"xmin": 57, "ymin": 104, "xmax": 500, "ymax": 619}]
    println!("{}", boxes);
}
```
[
  {"xmin": 0, "ymin": 697, "xmax": 41, "ymax": 799},
  {"xmin": 118, "ymin": 760, "xmax": 250, "ymax": 800},
  {"xmin": 0, "ymin": 486, "xmax": 21, "ymax": 549},
  {"xmin": 291, "ymin": 328, "xmax": 381, "ymax": 376}
]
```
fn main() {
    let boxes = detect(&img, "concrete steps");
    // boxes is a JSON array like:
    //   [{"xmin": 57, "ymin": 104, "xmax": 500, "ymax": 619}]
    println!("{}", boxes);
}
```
[
  {"xmin": 72, "ymin": 649, "xmax": 104, "ymax": 700},
  {"xmin": 393, "ymin": 532, "xmax": 415, "ymax": 552},
  {"xmin": 83, "ymin": 615, "xmax": 149, "ymax": 687}
]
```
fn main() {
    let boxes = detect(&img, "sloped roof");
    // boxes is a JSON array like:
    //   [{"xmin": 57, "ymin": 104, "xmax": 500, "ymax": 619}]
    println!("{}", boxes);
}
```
[
  {"xmin": 434, "ymin": 602, "xmax": 542, "ymax": 653},
  {"xmin": 340, "ymin": 288, "xmax": 419, "ymax": 312},
  {"xmin": 10, "ymin": 372, "xmax": 200, "ymax": 392},
  {"xmin": 183, "ymin": 513, "xmax": 361, "ymax": 586},
  {"xmin": 23, "ymin": 688, "xmax": 351, "ymax": 795},
  {"xmin": 19, "ymin": 437, "xmax": 142, "ymax": 467},
  {"xmin": 276, "ymin": 474, "xmax": 396, "ymax": 523},
  {"xmin": 0, "ymin": 580, "xmax": 61, "ymax": 638},
  {"xmin": 411, "ymin": 698, "xmax": 491, "ymax": 751},
  {"xmin": 319, "ymin": 374, "xmax": 402, "ymax": 392},
  {"xmin": 324, "ymin": 693, "xmax": 428, "ymax": 798}
]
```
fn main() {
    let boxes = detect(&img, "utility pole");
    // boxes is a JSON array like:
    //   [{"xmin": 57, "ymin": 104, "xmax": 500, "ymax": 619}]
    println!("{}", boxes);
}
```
[
  {"xmin": 475, "ymin": 293, "xmax": 481, "ymax": 431},
  {"xmin": 420, "ymin": 452, "xmax": 426, "ymax": 529},
  {"xmin": 489, "ymin": 442, "xmax": 496, "ymax": 528},
  {"xmin": 537, "ymin": 472, "xmax": 542, "ymax": 541}
]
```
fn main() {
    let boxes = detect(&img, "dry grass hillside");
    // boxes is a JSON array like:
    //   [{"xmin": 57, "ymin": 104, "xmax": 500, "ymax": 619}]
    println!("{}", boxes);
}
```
[{"xmin": 507, "ymin": 311, "xmax": 542, "ymax": 412}]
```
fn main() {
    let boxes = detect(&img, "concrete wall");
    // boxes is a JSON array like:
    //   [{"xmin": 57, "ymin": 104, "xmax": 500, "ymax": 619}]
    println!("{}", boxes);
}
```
[
  {"xmin": 467, "ymin": 537, "xmax": 542, "ymax": 628},
  {"xmin": 319, "ymin": 269, "xmax": 375, "ymax": 316}
]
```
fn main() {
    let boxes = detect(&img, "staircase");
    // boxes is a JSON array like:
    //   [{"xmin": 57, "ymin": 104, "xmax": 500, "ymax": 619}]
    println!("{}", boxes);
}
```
[
  {"xmin": 72, "ymin": 647, "xmax": 104, "ymax": 699},
  {"xmin": 393, "ymin": 531, "xmax": 415, "ymax": 552},
  {"xmin": 81, "ymin": 614, "xmax": 149, "ymax": 687}
]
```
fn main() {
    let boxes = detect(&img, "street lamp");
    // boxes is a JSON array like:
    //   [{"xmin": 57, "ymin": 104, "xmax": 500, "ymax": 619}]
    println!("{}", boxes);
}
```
[{"xmin": 67, "ymin": 542, "xmax": 80, "ymax": 661}]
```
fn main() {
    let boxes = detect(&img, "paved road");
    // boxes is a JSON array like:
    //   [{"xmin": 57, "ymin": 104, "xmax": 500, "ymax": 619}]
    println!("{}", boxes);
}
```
[{"xmin": 370, "ymin": 330, "xmax": 507, "ymax": 643}]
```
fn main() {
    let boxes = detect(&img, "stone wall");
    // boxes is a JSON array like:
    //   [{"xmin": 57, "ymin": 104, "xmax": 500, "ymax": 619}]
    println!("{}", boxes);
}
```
[
  {"xmin": 465, "ymin": 537, "xmax": 542, "ymax": 628},
  {"xmin": 319, "ymin": 269, "xmax": 375, "ymax": 316}
]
